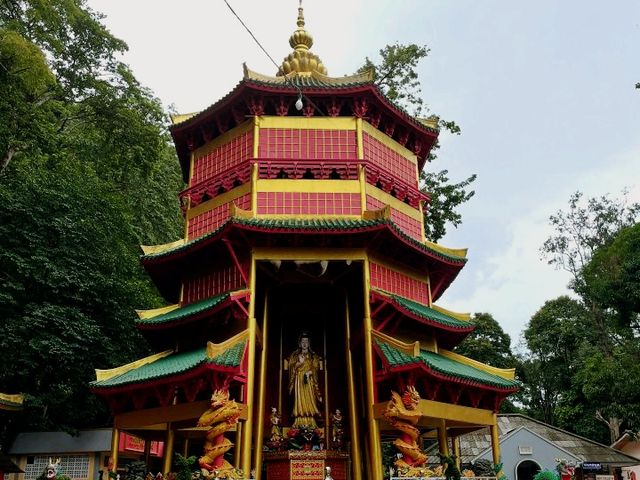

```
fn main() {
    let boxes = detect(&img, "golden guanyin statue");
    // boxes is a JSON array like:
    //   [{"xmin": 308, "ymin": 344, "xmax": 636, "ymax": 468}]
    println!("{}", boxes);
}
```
[{"xmin": 287, "ymin": 332, "xmax": 322, "ymax": 428}]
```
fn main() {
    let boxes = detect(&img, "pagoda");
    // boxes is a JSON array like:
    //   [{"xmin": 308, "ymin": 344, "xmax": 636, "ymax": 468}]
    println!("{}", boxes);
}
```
[{"xmin": 91, "ymin": 6, "xmax": 518, "ymax": 480}]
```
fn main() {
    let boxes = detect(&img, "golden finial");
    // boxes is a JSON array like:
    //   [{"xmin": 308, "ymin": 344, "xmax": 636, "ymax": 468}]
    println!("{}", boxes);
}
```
[{"xmin": 278, "ymin": 2, "xmax": 327, "ymax": 76}]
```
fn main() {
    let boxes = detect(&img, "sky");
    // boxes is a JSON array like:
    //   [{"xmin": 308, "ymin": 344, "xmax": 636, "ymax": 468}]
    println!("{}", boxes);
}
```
[{"xmin": 87, "ymin": 0, "xmax": 640, "ymax": 347}]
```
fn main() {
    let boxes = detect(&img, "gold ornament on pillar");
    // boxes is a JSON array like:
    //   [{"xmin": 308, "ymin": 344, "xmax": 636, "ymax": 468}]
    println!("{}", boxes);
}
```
[
  {"xmin": 197, "ymin": 389, "xmax": 243, "ymax": 479},
  {"xmin": 384, "ymin": 386, "xmax": 433, "ymax": 477}
]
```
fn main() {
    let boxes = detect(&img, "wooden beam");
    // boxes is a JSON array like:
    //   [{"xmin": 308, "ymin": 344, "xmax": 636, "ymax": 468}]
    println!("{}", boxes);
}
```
[
  {"xmin": 114, "ymin": 401, "xmax": 248, "ymax": 429},
  {"xmin": 373, "ymin": 398, "xmax": 495, "ymax": 426}
]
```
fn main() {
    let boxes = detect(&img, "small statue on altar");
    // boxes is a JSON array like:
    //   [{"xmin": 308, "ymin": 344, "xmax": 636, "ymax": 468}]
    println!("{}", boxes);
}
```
[
  {"xmin": 331, "ymin": 408, "xmax": 344, "ymax": 451},
  {"xmin": 266, "ymin": 407, "xmax": 285, "ymax": 450},
  {"xmin": 287, "ymin": 332, "xmax": 322, "ymax": 428},
  {"xmin": 270, "ymin": 407, "xmax": 283, "ymax": 438}
]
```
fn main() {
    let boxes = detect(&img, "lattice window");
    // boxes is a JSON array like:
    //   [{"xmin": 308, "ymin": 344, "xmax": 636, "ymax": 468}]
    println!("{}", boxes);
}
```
[
  {"xmin": 188, "ymin": 194, "xmax": 251, "ymax": 239},
  {"xmin": 370, "ymin": 262, "xmax": 429, "ymax": 304},
  {"xmin": 183, "ymin": 264, "xmax": 247, "ymax": 304},
  {"xmin": 259, "ymin": 129, "xmax": 357, "ymax": 160},
  {"xmin": 366, "ymin": 196, "xmax": 423, "ymax": 241},
  {"xmin": 257, "ymin": 192, "xmax": 360, "ymax": 215},
  {"xmin": 192, "ymin": 131, "xmax": 253, "ymax": 185},
  {"xmin": 24, "ymin": 456, "xmax": 90, "ymax": 480},
  {"xmin": 363, "ymin": 133, "xmax": 417, "ymax": 186}
]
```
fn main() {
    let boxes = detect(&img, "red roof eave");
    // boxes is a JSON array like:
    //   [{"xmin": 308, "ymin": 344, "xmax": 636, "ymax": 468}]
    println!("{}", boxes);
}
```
[
  {"xmin": 91, "ymin": 362, "xmax": 243, "ymax": 397},
  {"xmin": 370, "ymin": 291, "xmax": 474, "ymax": 334},
  {"xmin": 372, "ymin": 342, "xmax": 517, "ymax": 395},
  {"xmin": 135, "ymin": 292, "xmax": 249, "ymax": 332}
]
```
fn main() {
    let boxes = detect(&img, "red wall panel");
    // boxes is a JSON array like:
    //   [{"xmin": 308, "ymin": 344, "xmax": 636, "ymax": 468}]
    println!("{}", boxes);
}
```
[
  {"xmin": 370, "ymin": 262, "xmax": 429, "ymax": 305},
  {"xmin": 258, "ymin": 129, "xmax": 356, "ymax": 160},
  {"xmin": 188, "ymin": 194, "xmax": 251, "ymax": 239},
  {"xmin": 192, "ymin": 131, "xmax": 253, "ymax": 185}
]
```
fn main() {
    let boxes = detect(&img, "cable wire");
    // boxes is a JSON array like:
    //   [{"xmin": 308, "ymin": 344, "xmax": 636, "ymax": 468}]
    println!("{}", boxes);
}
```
[{"xmin": 222, "ymin": 0, "xmax": 324, "ymax": 115}]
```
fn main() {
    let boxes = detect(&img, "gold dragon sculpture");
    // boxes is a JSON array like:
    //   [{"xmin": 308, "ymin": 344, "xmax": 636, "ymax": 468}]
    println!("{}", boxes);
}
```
[
  {"xmin": 197, "ymin": 389, "xmax": 243, "ymax": 479},
  {"xmin": 385, "ymin": 386, "xmax": 441, "ymax": 478}
]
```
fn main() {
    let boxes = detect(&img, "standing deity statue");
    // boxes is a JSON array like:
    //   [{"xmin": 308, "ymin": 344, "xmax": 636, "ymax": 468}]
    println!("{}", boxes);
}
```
[
  {"xmin": 287, "ymin": 332, "xmax": 322, "ymax": 428},
  {"xmin": 331, "ymin": 408, "xmax": 344, "ymax": 450}
]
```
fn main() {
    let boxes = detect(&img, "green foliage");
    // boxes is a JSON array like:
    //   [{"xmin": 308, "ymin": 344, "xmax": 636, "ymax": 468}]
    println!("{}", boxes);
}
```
[
  {"xmin": 455, "ymin": 312, "xmax": 515, "ymax": 368},
  {"xmin": 580, "ymin": 223, "xmax": 640, "ymax": 330},
  {"xmin": 174, "ymin": 454, "xmax": 198, "ymax": 480},
  {"xmin": 0, "ymin": 0, "xmax": 183, "ymax": 445},
  {"xmin": 530, "ymin": 191, "xmax": 640, "ymax": 444},
  {"xmin": 359, "ymin": 43, "xmax": 429, "ymax": 117},
  {"xmin": 421, "ymin": 169, "xmax": 477, "ymax": 242},
  {"xmin": 359, "ymin": 42, "xmax": 476, "ymax": 241},
  {"xmin": 0, "ymin": 0, "xmax": 128, "ymax": 100},
  {"xmin": 0, "ymin": 28, "xmax": 58, "ymax": 172},
  {"xmin": 541, "ymin": 190, "xmax": 640, "ymax": 288},
  {"xmin": 533, "ymin": 471, "xmax": 559, "ymax": 480},
  {"xmin": 0, "ymin": 158, "xmax": 156, "ymax": 431},
  {"xmin": 438, "ymin": 453, "xmax": 461, "ymax": 480}
]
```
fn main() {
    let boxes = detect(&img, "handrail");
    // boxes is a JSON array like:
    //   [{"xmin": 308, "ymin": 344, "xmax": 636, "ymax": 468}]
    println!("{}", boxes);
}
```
[{"xmin": 179, "ymin": 158, "xmax": 428, "ymax": 209}]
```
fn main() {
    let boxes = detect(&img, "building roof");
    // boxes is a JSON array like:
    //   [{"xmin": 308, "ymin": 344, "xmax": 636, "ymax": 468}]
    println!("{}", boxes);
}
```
[
  {"xmin": 370, "ymin": 289, "xmax": 475, "ymax": 349},
  {"xmin": 381, "ymin": 291, "xmax": 473, "ymax": 330},
  {"xmin": 135, "ymin": 290, "xmax": 247, "ymax": 330},
  {"xmin": 455, "ymin": 414, "xmax": 640, "ymax": 465},
  {"xmin": 0, "ymin": 452, "xmax": 23, "ymax": 473},
  {"xmin": 169, "ymin": 65, "xmax": 439, "ymax": 180},
  {"xmin": 141, "ymin": 215, "xmax": 467, "ymax": 303},
  {"xmin": 91, "ymin": 339, "xmax": 246, "ymax": 391},
  {"xmin": 143, "ymin": 217, "xmax": 467, "ymax": 264},
  {"xmin": 375, "ymin": 339, "xmax": 519, "ymax": 391},
  {"xmin": 9, "ymin": 429, "xmax": 112, "ymax": 454}
]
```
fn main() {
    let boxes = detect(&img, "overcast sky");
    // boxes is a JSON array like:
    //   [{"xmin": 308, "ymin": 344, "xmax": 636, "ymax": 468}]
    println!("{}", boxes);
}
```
[{"xmin": 87, "ymin": 0, "xmax": 640, "ymax": 347}]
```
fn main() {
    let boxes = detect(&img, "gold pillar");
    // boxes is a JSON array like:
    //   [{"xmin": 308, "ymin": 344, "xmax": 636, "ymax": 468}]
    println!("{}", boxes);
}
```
[
  {"xmin": 344, "ymin": 296, "xmax": 363, "ymax": 480},
  {"xmin": 234, "ymin": 423, "xmax": 243, "ymax": 468},
  {"xmin": 253, "ymin": 294, "xmax": 269, "ymax": 480},
  {"xmin": 110, "ymin": 426, "xmax": 119, "ymax": 471},
  {"xmin": 363, "ymin": 258, "xmax": 383, "ymax": 480},
  {"xmin": 182, "ymin": 438, "xmax": 189, "ymax": 457},
  {"xmin": 250, "ymin": 162, "xmax": 258, "ymax": 216},
  {"xmin": 490, "ymin": 416, "xmax": 502, "ymax": 470},
  {"xmin": 240, "ymin": 257, "xmax": 258, "ymax": 476},
  {"xmin": 437, "ymin": 419, "xmax": 449, "ymax": 456},
  {"xmin": 452, "ymin": 435, "xmax": 461, "ymax": 468},
  {"xmin": 162, "ymin": 423, "xmax": 175, "ymax": 475}
]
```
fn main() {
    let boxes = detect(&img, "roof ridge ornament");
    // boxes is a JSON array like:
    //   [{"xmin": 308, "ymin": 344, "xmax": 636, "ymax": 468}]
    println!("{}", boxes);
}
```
[{"xmin": 278, "ymin": 3, "xmax": 327, "ymax": 76}]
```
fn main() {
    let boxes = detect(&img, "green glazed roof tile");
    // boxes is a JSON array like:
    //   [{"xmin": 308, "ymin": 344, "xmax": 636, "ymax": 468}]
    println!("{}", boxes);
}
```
[
  {"xmin": 375, "ymin": 339, "xmax": 518, "ymax": 389},
  {"xmin": 137, "ymin": 292, "xmax": 232, "ymax": 326},
  {"xmin": 419, "ymin": 350, "xmax": 517, "ymax": 388},
  {"xmin": 142, "ymin": 217, "xmax": 467, "ymax": 264},
  {"xmin": 92, "ymin": 341, "xmax": 246, "ymax": 389},
  {"xmin": 389, "ymin": 294, "xmax": 474, "ymax": 330}
]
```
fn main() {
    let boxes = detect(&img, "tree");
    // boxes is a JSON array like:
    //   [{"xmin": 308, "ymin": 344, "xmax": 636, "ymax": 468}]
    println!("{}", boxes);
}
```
[
  {"xmin": 0, "ymin": 28, "xmax": 58, "ymax": 172},
  {"xmin": 454, "ymin": 313, "xmax": 515, "ymax": 369},
  {"xmin": 542, "ymin": 191, "xmax": 640, "ymax": 288},
  {"xmin": 0, "ymin": 159, "xmax": 154, "ymax": 433},
  {"xmin": 520, "ymin": 296, "xmax": 589, "ymax": 425},
  {"xmin": 580, "ymin": 223, "xmax": 640, "ymax": 331},
  {"xmin": 0, "ymin": 0, "xmax": 183, "ymax": 445},
  {"xmin": 538, "ymin": 191, "xmax": 640, "ymax": 442},
  {"xmin": 359, "ymin": 43, "xmax": 476, "ymax": 241}
]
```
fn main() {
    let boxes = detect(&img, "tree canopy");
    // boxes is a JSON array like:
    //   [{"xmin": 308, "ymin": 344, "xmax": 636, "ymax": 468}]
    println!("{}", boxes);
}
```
[
  {"xmin": 0, "ymin": 0, "xmax": 182, "ymax": 444},
  {"xmin": 525, "ymin": 191, "xmax": 640, "ymax": 444}
]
